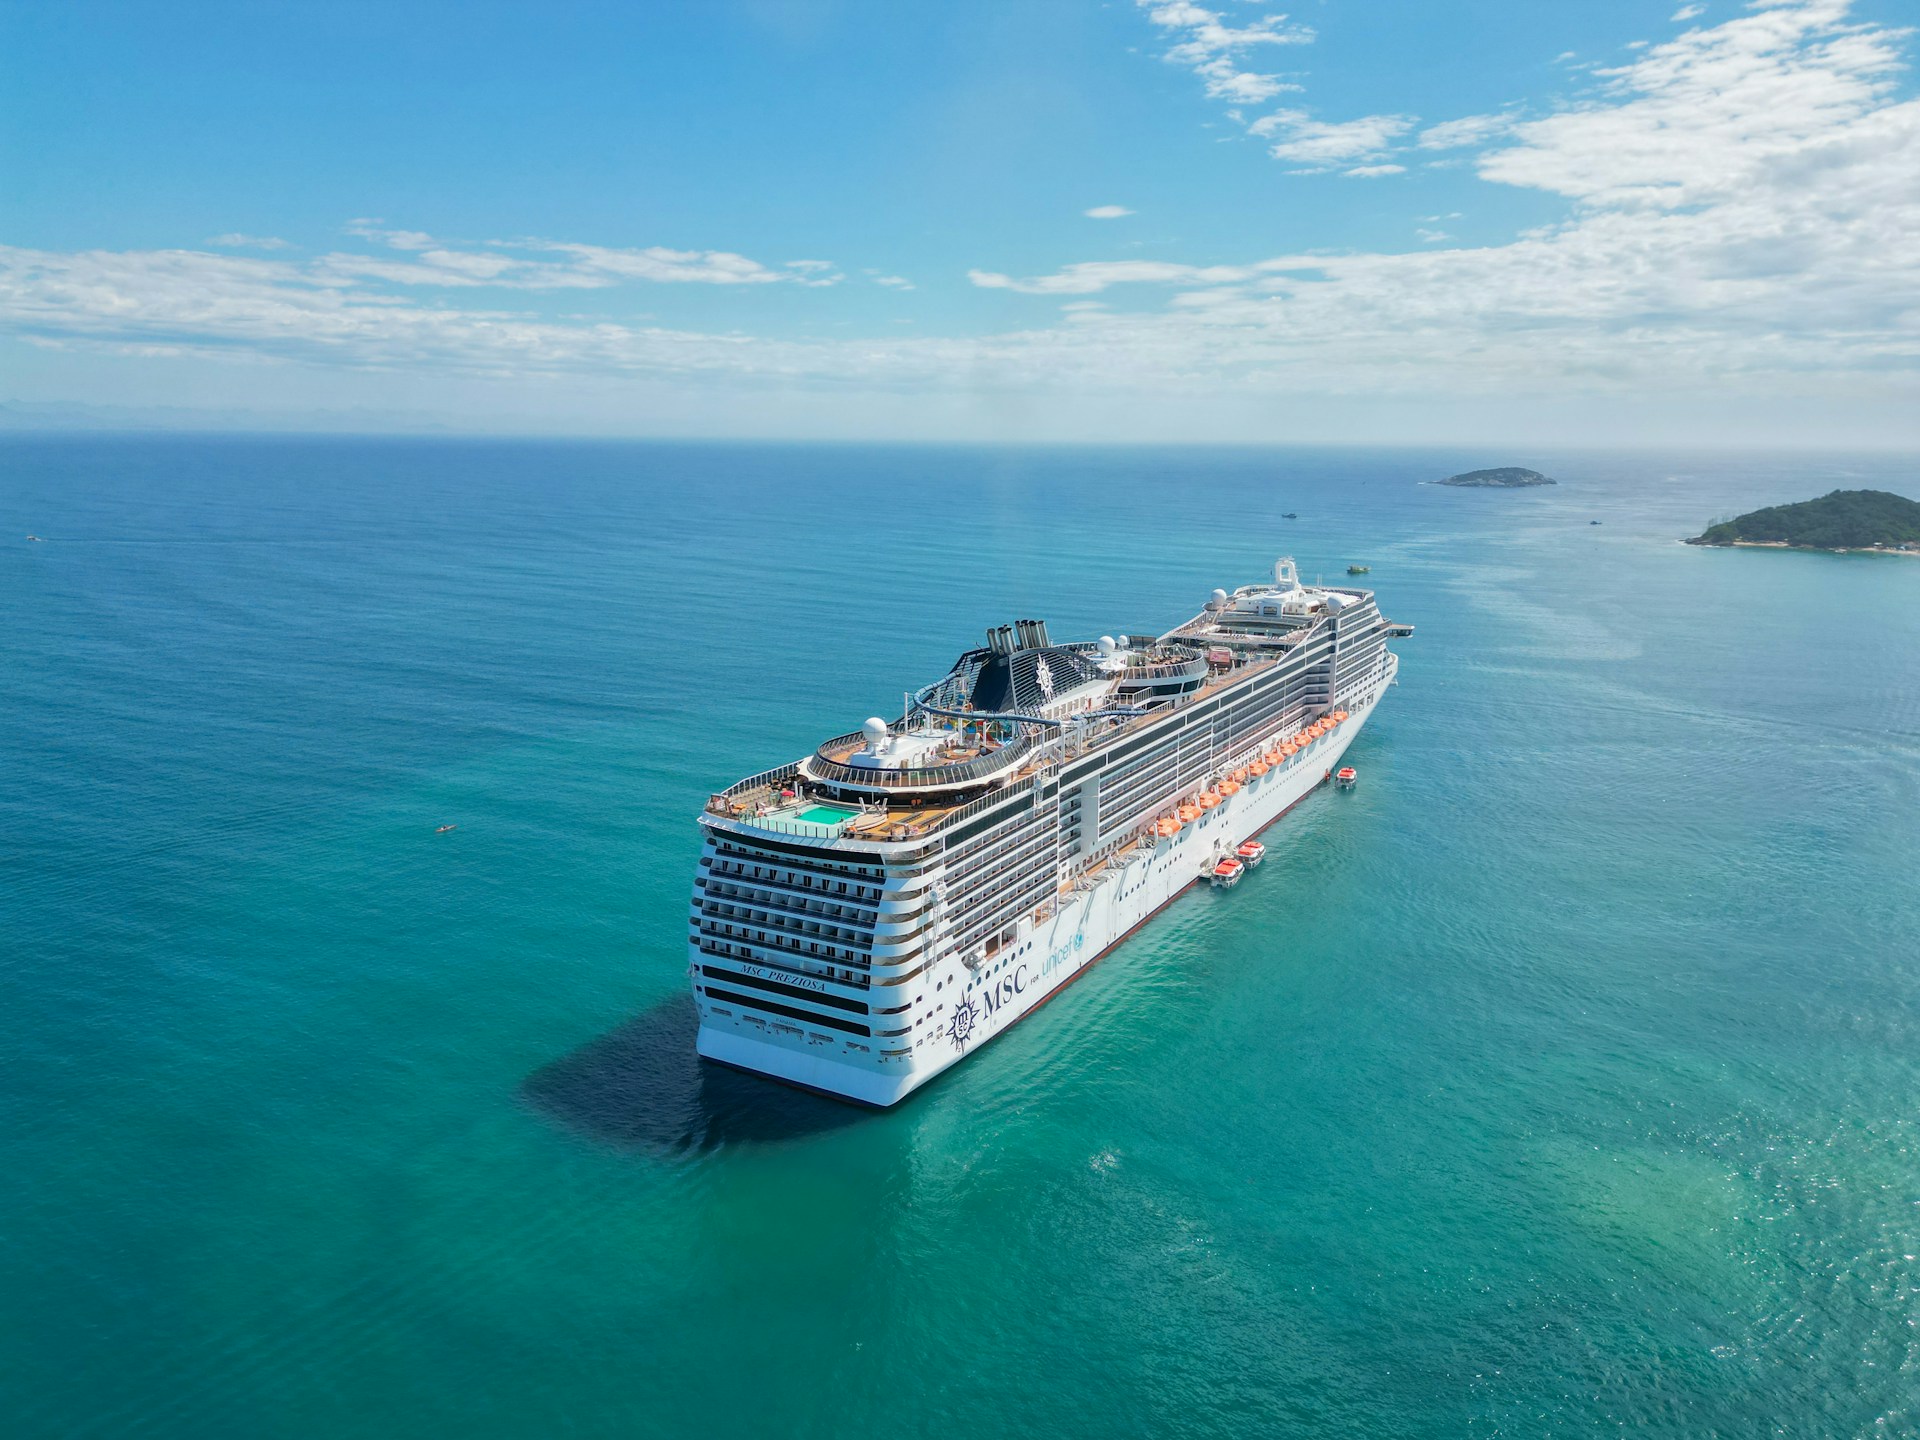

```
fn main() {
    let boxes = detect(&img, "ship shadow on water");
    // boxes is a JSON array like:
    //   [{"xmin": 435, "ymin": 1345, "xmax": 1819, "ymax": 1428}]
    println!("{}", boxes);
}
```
[{"xmin": 522, "ymin": 993, "xmax": 868, "ymax": 1154}]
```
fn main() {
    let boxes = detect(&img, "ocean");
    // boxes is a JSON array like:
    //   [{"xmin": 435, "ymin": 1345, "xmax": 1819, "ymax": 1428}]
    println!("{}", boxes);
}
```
[{"xmin": 3, "ymin": 436, "xmax": 1917, "ymax": 1437}]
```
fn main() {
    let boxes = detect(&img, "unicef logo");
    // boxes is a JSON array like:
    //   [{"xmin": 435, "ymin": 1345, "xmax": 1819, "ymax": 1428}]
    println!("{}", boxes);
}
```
[{"xmin": 947, "ymin": 994, "xmax": 980, "ymax": 1046}]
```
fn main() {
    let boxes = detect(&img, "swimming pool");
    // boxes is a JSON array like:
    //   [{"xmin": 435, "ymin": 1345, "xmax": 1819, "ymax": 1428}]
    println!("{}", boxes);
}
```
[{"xmin": 793, "ymin": 804, "xmax": 859, "ymax": 825}]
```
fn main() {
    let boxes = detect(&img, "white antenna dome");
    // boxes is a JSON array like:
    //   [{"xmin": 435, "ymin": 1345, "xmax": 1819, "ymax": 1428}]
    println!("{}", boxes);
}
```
[
  {"xmin": 1097, "ymin": 634, "xmax": 1117, "ymax": 656},
  {"xmin": 861, "ymin": 717, "xmax": 890, "ymax": 750},
  {"xmin": 1208, "ymin": 587, "xmax": 1230, "ymax": 611}
]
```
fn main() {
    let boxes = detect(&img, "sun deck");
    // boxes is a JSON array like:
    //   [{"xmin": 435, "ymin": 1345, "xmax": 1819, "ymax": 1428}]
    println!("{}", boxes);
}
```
[{"xmin": 704, "ymin": 641, "xmax": 1302, "ymax": 844}]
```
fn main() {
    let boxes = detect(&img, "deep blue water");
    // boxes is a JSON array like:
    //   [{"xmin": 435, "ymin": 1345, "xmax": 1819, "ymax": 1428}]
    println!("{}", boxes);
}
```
[{"xmin": 3, "ymin": 436, "xmax": 1917, "ymax": 1437}]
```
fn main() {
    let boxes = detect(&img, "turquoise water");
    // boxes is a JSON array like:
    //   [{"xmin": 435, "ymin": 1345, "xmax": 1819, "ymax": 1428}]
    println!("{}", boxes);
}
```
[{"xmin": 4, "ymin": 437, "xmax": 1918, "ymax": 1437}]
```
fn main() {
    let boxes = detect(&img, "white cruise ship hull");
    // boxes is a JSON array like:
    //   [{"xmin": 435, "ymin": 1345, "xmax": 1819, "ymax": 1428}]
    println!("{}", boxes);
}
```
[{"xmin": 694, "ymin": 656, "xmax": 1392, "ymax": 1107}]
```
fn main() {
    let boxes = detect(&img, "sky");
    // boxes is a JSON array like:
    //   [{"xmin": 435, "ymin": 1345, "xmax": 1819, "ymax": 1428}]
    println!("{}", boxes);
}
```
[{"xmin": 3, "ymin": 0, "xmax": 1917, "ymax": 445}]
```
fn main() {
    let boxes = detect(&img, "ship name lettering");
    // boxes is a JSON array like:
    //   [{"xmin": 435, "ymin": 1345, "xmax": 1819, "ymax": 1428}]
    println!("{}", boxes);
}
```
[
  {"xmin": 742, "ymin": 962, "xmax": 827, "ymax": 992},
  {"xmin": 980, "ymin": 963, "xmax": 1029, "ymax": 1018}
]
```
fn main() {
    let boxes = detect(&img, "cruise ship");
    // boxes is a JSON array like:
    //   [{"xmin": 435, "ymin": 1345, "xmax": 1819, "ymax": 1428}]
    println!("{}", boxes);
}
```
[{"xmin": 688, "ymin": 558, "xmax": 1409, "ymax": 1106}]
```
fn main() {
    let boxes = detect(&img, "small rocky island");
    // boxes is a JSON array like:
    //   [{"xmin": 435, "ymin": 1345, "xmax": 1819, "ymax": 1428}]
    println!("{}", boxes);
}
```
[
  {"xmin": 1435, "ymin": 467, "xmax": 1556, "ymax": 488},
  {"xmin": 1686, "ymin": 489, "xmax": 1920, "ymax": 553}
]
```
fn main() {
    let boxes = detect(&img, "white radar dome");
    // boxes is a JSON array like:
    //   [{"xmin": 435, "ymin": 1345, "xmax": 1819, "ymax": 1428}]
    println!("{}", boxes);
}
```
[
  {"xmin": 1097, "ymin": 635, "xmax": 1118, "ymax": 656},
  {"xmin": 1208, "ymin": 588, "xmax": 1230, "ymax": 611},
  {"xmin": 862, "ymin": 717, "xmax": 890, "ymax": 749}
]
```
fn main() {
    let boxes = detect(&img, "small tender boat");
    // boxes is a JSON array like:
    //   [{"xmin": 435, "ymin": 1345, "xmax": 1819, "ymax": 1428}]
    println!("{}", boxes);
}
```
[
  {"xmin": 1347, "ymin": 564, "xmax": 1370, "ymax": 574},
  {"xmin": 1281, "ymin": 511, "xmax": 1298, "ymax": 519},
  {"xmin": 1335, "ymin": 767, "xmax": 1357, "ymax": 789},
  {"xmin": 1210, "ymin": 856, "xmax": 1245, "ymax": 888},
  {"xmin": 1235, "ymin": 840, "xmax": 1266, "ymax": 867},
  {"xmin": 436, "ymin": 824, "xmax": 458, "ymax": 833}
]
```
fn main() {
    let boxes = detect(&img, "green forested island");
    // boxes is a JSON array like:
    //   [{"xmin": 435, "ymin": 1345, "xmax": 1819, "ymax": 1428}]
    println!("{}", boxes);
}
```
[
  {"xmin": 1435, "ymin": 467, "xmax": 1555, "ymax": 487},
  {"xmin": 1687, "ymin": 489, "xmax": 1920, "ymax": 552}
]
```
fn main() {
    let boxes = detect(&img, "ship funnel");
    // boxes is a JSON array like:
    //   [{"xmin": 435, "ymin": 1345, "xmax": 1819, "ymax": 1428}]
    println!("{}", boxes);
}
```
[
  {"xmin": 1273, "ymin": 557, "xmax": 1299, "ymax": 589},
  {"xmin": 986, "ymin": 624, "xmax": 1017, "ymax": 656},
  {"xmin": 1032, "ymin": 619, "xmax": 1051, "ymax": 647}
]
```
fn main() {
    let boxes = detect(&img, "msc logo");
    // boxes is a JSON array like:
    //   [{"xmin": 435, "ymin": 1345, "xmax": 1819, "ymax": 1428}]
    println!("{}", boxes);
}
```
[{"xmin": 946, "ymin": 994, "xmax": 980, "ymax": 1047}]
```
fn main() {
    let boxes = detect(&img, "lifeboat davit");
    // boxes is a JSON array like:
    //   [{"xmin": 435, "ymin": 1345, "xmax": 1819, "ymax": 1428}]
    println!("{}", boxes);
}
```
[
  {"xmin": 1210, "ymin": 856, "xmax": 1244, "ymax": 888},
  {"xmin": 1235, "ymin": 839, "xmax": 1266, "ymax": 866}
]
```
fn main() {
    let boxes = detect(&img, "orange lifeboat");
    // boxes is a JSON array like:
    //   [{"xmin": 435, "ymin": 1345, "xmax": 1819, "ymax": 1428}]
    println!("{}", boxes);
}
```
[
  {"xmin": 1219, "ymin": 779, "xmax": 1241, "ymax": 797},
  {"xmin": 1178, "ymin": 804, "xmax": 1201, "ymax": 823},
  {"xmin": 1249, "ymin": 760, "xmax": 1268, "ymax": 777},
  {"xmin": 1280, "ymin": 742, "xmax": 1297, "ymax": 757},
  {"xmin": 1232, "ymin": 767, "xmax": 1249, "ymax": 783},
  {"xmin": 1155, "ymin": 816, "xmax": 1180, "ymax": 837},
  {"xmin": 1198, "ymin": 791, "xmax": 1221, "ymax": 809},
  {"xmin": 1334, "ymin": 709, "xmax": 1349, "ymax": 722}
]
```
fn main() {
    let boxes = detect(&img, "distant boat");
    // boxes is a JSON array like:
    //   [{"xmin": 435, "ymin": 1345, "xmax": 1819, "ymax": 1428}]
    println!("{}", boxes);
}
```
[
  {"xmin": 1281, "ymin": 512, "xmax": 1298, "ymax": 520},
  {"xmin": 1590, "ymin": 520, "xmax": 1603, "ymax": 526},
  {"xmin": 26, "ymin": 535, "xmax": 43, "ymax": 542},
  {"xmin": 1347, "ymin": 564, "xmax": 1370, "ymax": 574},
  {"xmin": 436, "ymin": 824, "xmax": 458, "ymax": 834}
]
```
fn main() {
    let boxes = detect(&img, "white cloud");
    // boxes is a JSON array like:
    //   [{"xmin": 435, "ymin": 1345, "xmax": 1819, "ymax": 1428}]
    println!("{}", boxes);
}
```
[
  {"xmin": 1418, "ymin": 114, "xmax": 1514, "ymax": 150},
  {"xmin": 873, "ymin": 275, "xmax": 915, "ymax": 289},
  {"xmin": 1252, "ymin": 110, "xmax": 1415, "ymax": 167},
  {"xmin": 1673, "ymin": 5, "xmax": 1705, "ymax": 20},
  {"xmin": 1476, "ymin": 0, "xmax": 1908, "ymax": 210},
  {"xmin": 969, "ymin": 259, "xmax": 1301, "ymax": 295},
  {"xmin": 207, "ymin": 233, "xmax": 290, "ymax": 250},
  {"xmin": 1139, "ymin": 1, "xmax": 1312, "ymax": 114},
  {"xmin": 1084, "ymin": 205, "xmax": 1135, "ymax": 219},
  {"xmin": 1416, "ymin": 228, "xmax": 1452, "ymax": 243},
  {"xmin": 346, "ymin": 220, "xmax": 435, "ymax": 251},
  {"xmin": 954, "ymin": 1, "xmax": 1920, "ymax": 400},
  {"xmin": 1345, "ymin": 163, "xmax": 1407, "ymax": 178},
  {"xmin": 532, "ymin": 241, "xmax": 822, "ymax": 286}
]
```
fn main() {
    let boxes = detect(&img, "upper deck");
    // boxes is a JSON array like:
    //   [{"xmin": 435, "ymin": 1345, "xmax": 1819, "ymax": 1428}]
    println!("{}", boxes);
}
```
[{"xmin": 701, "ymin": 557, "xmax": 1396, "ymax": 846}]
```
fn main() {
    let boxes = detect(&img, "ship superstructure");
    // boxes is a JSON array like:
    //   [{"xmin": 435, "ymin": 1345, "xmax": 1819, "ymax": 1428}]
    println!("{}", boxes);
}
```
[{"xmin": 688, "ymin": 558, "xmax": 1408, "ymax": 1106}]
